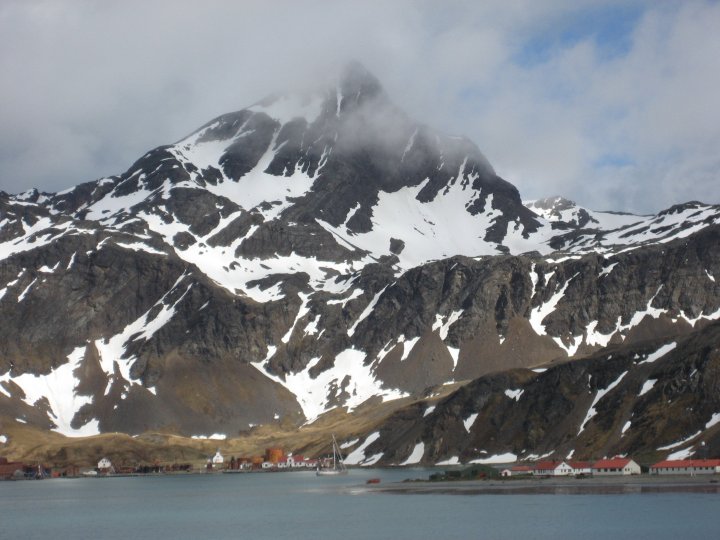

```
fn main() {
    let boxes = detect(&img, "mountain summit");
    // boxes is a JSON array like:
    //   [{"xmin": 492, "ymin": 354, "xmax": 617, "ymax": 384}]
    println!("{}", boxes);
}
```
[{"xmin": 1, "ymin": 64, "xmax": 719, "ymax": 465}]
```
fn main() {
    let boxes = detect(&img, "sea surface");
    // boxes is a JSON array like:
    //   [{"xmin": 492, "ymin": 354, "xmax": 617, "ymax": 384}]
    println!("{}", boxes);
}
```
[{"xmin": 1, "ymin": 468, "xmax": 718, "ymax": 539}]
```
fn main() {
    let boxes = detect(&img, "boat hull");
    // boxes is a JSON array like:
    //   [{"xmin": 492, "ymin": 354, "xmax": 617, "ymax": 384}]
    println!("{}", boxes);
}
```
[{"xmin": 316, "ymin": 470, "xmax": 349, "ymax": 476}]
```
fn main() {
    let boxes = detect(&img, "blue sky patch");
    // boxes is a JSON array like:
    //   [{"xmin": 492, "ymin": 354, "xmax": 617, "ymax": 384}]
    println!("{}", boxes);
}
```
[{"xmin": 514, "ymin": 3, "xmax": 645, "ymax": 67}]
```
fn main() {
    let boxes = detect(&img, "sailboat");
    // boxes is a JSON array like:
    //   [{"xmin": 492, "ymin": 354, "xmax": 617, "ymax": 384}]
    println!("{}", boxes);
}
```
[{"xmin": 316, "ymin": 434, "xmax": 348, "ymax": 476}]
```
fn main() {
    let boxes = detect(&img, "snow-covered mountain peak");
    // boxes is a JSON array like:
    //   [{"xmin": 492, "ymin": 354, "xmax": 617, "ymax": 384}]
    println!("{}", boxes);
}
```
[
  {"xmin": 525, "ymin": 196, "xmax": 642, "ymax": 231},
  {"xmin": 33, "ymin": 65, "xmax": 543, "ymax": 275}
]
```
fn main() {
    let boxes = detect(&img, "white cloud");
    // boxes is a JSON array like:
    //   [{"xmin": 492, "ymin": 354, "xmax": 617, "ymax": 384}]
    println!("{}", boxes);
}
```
[{"xmin": 0, "ymin": 1, "xmax": 717, "ymax": 213}]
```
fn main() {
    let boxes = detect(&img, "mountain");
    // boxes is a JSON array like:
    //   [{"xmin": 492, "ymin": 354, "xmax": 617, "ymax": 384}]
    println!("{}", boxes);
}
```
[{"xmin": 1, "ymin": 63, "xmax": 719, "ymax": 466}]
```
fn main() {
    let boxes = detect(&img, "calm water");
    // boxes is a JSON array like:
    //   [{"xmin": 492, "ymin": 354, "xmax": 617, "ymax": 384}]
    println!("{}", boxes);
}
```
[{"xmin": 1, "ymin": 468, "xmax": 718, "ymax": 539}]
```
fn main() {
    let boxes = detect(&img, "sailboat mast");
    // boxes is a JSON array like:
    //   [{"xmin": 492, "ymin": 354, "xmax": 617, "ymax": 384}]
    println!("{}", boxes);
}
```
[{"xmin": 333, "ymin": 433, "xmax": 337, "ymax": 469}]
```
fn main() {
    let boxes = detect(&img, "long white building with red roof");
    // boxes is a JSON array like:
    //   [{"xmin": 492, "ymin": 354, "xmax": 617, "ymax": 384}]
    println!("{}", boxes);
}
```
[
  {"xmin": 591, "ymin": 458, "xmax": 641, "ymax": 476},
  {"xmin": 532, "ymin": 460, "xmax": 594, "ymax": 476},
  {"xmin": 650, "ymin": 459, "xmax": 720, "ymax": 475}
]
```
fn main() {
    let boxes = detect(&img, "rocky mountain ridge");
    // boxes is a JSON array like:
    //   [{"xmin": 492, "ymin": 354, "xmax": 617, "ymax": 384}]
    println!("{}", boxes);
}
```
[{"xmin": 1, "ymin": 63, "xmax": 719, "ymax": 465}]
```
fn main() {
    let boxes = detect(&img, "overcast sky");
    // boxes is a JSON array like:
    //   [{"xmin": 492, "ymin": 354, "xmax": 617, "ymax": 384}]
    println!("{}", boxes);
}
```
[{"xmin": 1, "ymin": 0, "xmax": 718, "ymax": 213}]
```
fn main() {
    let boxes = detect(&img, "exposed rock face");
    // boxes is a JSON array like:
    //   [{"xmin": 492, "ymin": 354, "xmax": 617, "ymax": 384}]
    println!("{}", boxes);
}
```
[
  {"xmin": 365, "ymin": 321, "xmax": 720, "ymax": 466},
  {"xmin": 1, "ymin": 64, "xmax": 719, "ymax": 462}
]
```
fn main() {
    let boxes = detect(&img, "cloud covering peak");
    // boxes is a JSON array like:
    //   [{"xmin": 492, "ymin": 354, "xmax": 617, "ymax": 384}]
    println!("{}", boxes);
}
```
[{"xmin": 0, "ymin": 0, "xmax": 718, "ymax": 213}]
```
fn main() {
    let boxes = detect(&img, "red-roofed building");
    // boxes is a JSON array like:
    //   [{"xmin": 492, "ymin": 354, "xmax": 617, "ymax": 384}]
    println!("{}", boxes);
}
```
[
  {"xmin": 501, "ymin": 465, "xmax": 534, "ymax": 477},
  {"xmin": 568, "ymin": 461, "xmax": 593, "ymax": 475},
  {"xmin": 650, "ymin": 459, "xmax": 720, "ymax": 475},
  {"xmin": 592, "ymin": 457, "xmax": 640, "ymax": 476},
  {"xmin": 533, "ymin": 461, "xmax": 574, "ymax": 476},
  {"xmin": 286, "ymin": 454, "xmax": 304, "ymax": 468}
]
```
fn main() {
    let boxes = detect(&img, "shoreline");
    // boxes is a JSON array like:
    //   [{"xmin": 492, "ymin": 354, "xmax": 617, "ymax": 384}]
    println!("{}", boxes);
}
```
[{"xmin": 360, "ymin": 475, "xmax": 720, "ymax": 495}]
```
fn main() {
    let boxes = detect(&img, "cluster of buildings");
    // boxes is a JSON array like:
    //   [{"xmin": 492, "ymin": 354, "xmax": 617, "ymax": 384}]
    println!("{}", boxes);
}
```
[
  {"xmin": 6, "ymin": 451, "xmax": 720, "ymax": 480},
  {"xmin": 0, "ymin": 456, "xmax": 193, "ymax": 479},
  {"xmin": 210, "ymin": 448, "xmax": 330, "ymax": 471},
  {"xmin": 1, "ymin": 446, "xmax": 328, "ymax": 480},
  {"xmin": 0, "ymin": 457, "xmax": 63, "ymax": 480},
  {"xmin": 91, "ymin": 458, "xmax": 193, "ymax": 476},
  {"xmin": 501, "ymin": 457, "xmax": 720, "ymax": 477}
]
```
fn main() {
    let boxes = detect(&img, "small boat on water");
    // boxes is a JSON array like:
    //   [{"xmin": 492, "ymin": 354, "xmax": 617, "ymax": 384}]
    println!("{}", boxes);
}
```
[
  {"xmin": 316, "ymin": 434, "xmax": 348, "ymax": 476},
  {"xmin": 366, "ymin": 478, "xmax": 380, "ymax": 484}
]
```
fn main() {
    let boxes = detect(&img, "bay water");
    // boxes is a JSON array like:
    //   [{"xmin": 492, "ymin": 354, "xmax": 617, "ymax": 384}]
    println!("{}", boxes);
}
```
[{"xmin": 1, "ymin": 468, "xmax": 717, "ymax": 539}]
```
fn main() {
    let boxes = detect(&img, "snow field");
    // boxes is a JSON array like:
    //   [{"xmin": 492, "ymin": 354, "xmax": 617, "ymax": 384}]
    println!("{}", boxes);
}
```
[
  {"xmin": 0, "ymin": 347, "xmax": 99, "ymax": 437},
  {"xmin": 251, "ymin": 348, "xmax": 407, "ymax": 423}
]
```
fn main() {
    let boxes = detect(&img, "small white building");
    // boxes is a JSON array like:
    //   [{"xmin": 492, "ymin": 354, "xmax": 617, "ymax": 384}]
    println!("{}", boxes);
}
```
[
  {"xmin": 592, "ymin": 458, "xmax": 641, "ymax": 476},
  {"xmin": 285, "ymin": 454, "xmax": 308, "ymax": 468},
  {"xmin": 212, "ymin": 450, "xmax": 224, "ymax": 465},
  {"xmin": 97, "ymin": 457, "xmax": 112, "ymax": 470}
]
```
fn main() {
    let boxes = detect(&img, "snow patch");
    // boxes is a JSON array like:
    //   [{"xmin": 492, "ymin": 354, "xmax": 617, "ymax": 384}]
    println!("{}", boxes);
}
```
[
  {"xmin": 361, "ymin": 453, "xmax": 384, "ymax": 466},
  {"xmin": 504, "ymin": 389, "xmax": 524, "ymax": 401},
  {"xmin": 667, "ymin": 447, "xmax": 696, "ymax": 460},
  {"xmin": 17, "ymin": 278, "xmax": 37, "ymax": 302},
  {"xmin": 400, "ymin": 336, "xmax": 420, "ymax": 362},
  {"xmin": 639, "ymin": 379, "xmax": 656, "ymax": 396},
  {"xmin": 469, "ymin": 452, "xmax": 517, "ymax": 465},
  {"xmin": 191, "ymin": 433, "xmax": 227, "ymax": 440},
  {"xmin": 344, "ymin": 432, "xmax": 381, "ymax": 465},
  {"xmin": 281, "ymin": 293, "xmax": 311, "ymax": 343},
  {"xmin": 639, "ymin": 342, "xmax": 676, "ymax": 365},
  {"xmin": 598, "ymin": 262, "xmax": 618, "ymax": 278},
  {"xmin": 529, "ymin": 274, "xmax": 577, "ymax": 336},
  {"xmin": 447, "ymin": 346, "xmax": 460, "ymax": 370},
  {"xmin": 436, "ymin": 456, "xmax": 460, "ymax": 466},
  {"xmin": 400, "ymin": 442, "xmax": 425, "ymax": 465},
  {"xmin": 111, "ymin": 241, "xmax": 166, "ymax": 256},
  {"xmin": 705, "ymin": 413, "xmax": 720, "ymax": 430},
  {"xmin": 340, "ymin": 438, "xmax": 359, "ymax": 449},
  {"xmin": 578, "ymin": 371, "xmax": 628, "ymax": 435},
  {"xmin": 432, "ymin": 310, "xmax": 463, "ymax": 340},
  {"xmin": 463, "ymin": 413, "xmax": 478, "ymax": 433},
  {"xmin": 348, "ymin": 287, "xmax": 387, "ymax": 337},
  {"xmin": 553, "ymin": 334, "xmax": 583, "ymax": 357},
  {"xmin": 657, "ymin": 431, "xmax": 701, "ymax": 451},
  {"xmin": 584, "ymin": 320, "xmax": 615, "ymax": 348}
]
